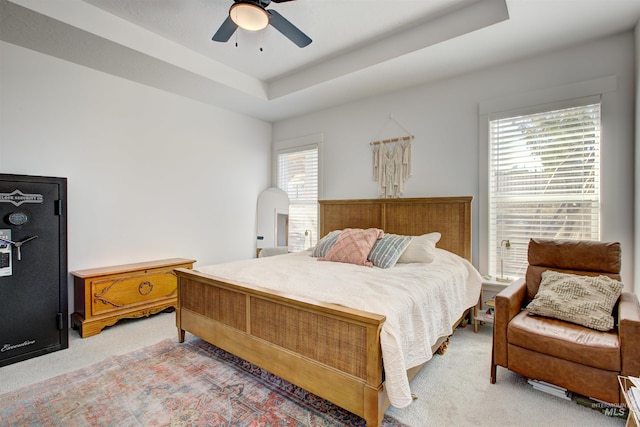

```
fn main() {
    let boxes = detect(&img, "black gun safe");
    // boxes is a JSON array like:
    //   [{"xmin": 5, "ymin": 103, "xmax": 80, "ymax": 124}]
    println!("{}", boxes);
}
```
[{"xmin": 0, "ymin": 174, "xmax": 68, "ymax": 367}]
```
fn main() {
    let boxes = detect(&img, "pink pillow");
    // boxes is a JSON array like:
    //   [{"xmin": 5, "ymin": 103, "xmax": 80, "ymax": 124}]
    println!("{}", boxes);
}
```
[{"xmin": 320, "ymin": 228, "xmax": 384, "ymax": 267}]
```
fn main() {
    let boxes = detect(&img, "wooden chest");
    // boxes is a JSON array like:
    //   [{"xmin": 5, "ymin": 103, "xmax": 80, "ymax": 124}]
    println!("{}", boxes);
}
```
[{"xmin": 71, "ymin": 258, "xmax": 195, "ymax": 338}]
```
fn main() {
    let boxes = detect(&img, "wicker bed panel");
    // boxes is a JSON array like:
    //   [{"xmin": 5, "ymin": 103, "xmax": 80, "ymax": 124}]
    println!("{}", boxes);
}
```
[
  {"xmin": 383, "ymin": 199, "xmax": 471, "ymax": 260},
  {"xmin": 180, "ymin": 278, "xmax": 247, "ymax": 332},
  {"xmin": 319, "ymin": 197, "xmax": 472, "ymax": 262},
  {"xmin": 250, "ymin": 298, "xmax": 369, "ymax": 379},
  {"xmin": 319, "ymin": 202, "xmax": 383, "ymax": 235}
]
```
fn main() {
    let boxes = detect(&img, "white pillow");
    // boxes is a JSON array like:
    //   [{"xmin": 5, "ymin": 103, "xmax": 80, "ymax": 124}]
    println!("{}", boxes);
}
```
[{"xmin": 397, "ymin": 232, "xmax": 441, "ymax": 263}]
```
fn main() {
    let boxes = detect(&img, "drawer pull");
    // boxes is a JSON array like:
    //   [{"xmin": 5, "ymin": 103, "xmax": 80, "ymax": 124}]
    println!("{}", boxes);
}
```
[{"xmin": 138, "ymin": 281, "xmax": 154, "ymax": 296}]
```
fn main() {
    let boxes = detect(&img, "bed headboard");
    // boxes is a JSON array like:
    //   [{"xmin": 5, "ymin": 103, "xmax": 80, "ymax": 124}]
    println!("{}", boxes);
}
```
[{"xmin": 319, "ymin": 196, "xmax": 473, "ymax": 262}]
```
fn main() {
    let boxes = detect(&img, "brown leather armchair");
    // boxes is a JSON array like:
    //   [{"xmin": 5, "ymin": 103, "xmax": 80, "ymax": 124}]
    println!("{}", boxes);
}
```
[{"xmin": 491, "ymin": 238, "xmax": 640, "ymax": 404}]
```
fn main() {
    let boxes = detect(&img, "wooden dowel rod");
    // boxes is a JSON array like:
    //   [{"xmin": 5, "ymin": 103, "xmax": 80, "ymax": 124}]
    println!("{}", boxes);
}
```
[{"xmin": 370, "ymin": 135, "xmax": 414, "ymax": 145}]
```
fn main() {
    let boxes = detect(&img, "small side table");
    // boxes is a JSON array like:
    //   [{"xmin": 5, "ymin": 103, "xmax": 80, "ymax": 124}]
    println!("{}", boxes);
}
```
[
  {"xmin": 474, "ymin": 276, "xmax": 514, "ymax": 332},
  {"xmin": 619, "ymin": 376, "xmax": 639, "ymax": 427}
]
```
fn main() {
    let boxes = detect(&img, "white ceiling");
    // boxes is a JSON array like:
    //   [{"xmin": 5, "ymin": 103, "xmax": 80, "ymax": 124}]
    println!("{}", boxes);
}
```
[{"xmin": 2, "ymin": 0, "xmax": 640, "ymax": 122}]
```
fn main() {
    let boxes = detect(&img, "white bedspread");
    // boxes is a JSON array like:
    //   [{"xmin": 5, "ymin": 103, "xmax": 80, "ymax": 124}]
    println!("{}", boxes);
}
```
[{"xmin": 196, "ymin": 248, "xmax": 482, "ymax": 408}]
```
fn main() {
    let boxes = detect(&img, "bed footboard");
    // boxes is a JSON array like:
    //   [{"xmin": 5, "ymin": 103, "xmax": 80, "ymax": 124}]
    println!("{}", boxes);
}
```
[{"xmin": 175, "ymin": 268, "xmax": 387, "ymax": 426}]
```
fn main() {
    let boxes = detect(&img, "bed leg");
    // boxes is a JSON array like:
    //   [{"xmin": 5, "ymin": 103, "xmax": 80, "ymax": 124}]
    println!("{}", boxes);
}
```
[
  {"xmin": 363, "ymin": 386, "xmax": 383, "ymax": 427},
  {"xmin": 364, "ymin": 415, "xmax": 381, "ymax": 427}
]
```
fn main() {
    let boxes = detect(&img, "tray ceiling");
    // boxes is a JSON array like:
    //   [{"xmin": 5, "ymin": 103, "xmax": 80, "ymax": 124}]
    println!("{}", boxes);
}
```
[{"xmin": 1, "ymin": 0, "xmax": 640, "ymax": 122}]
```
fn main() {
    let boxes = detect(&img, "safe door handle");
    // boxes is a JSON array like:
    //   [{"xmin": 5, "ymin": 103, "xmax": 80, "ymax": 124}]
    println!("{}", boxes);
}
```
[{"xmin": 0, "ymin": 235, "xmax": 38, "ymax": 261}]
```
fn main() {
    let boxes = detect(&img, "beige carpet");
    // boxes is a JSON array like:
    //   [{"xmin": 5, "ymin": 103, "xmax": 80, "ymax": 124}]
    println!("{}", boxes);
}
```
[
  {"xmin": 0, "ymin": 312, "xmax": 626, "ymax": 427},
  {"xmin": 386, "ymin": 325, "xmax": 626, "ymax": 427}
]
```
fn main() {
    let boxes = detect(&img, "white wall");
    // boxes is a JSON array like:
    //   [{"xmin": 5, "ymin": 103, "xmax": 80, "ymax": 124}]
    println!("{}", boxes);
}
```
[
  {"xmin": 273, "ymin": 32, "xmax": 636, "ymax": 291},
  {"xmin": 0, "ymin": 41, "xmax": 272, "ymax": 311}
]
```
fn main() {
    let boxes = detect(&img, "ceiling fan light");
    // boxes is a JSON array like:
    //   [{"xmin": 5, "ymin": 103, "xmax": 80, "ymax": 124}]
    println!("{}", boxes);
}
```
[{"xmin": 230, "ymin": 3, "xmax": 269, "ymax": 31}]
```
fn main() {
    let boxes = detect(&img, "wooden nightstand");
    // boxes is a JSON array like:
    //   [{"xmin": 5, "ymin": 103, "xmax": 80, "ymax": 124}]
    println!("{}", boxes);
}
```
[
  {"xmin": 473, "ymin": 276, "xmax": 515, "ymax": 332},
  {"xmin": 71, "ymin": 258, "xmax": 195, "ymax": 338}
]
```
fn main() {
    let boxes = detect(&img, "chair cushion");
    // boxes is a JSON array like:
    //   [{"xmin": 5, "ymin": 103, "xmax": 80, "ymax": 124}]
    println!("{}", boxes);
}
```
[
  {"xmin": 508, "ymin": 310, "xmax": 621, "ymax": 371},
  {"xmin": 526, "ymin": 270, "xmax": 623, "ymax": 331},
  {"xmin": 525, "ymin": 239, "xmax": 622, "ymax": 300},
  {"xmin": 527, "ymin": 239, "xmax": 621, "ymax": 273}
]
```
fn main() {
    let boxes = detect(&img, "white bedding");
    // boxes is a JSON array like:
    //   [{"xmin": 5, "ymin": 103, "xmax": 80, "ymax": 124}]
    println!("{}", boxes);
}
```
[{"xmin": 196, "ymin": 248, "xmax": 482, "ymax": 408}]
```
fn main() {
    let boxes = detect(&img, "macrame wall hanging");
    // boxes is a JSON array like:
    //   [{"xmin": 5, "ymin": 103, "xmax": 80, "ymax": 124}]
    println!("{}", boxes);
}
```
[{"xmin": 370, "ymin": 115, "xmax": 414, "ymax": 198}]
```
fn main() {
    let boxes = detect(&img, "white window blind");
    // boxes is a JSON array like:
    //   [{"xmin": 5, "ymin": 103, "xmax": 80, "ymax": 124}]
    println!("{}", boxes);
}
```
[
  {"xmin": 277, "ymin": 146, "xmax": 318, "ymax": 252},
  {"xmin": 489, "ymin": 102, "xmax": 601, "ymax": 278}
]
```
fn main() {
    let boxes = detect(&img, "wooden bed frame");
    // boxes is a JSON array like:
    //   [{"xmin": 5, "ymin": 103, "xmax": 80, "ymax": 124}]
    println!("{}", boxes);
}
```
[{"xmin": 175, "ymin": 196, "xmax": 473, "ymax": 426}]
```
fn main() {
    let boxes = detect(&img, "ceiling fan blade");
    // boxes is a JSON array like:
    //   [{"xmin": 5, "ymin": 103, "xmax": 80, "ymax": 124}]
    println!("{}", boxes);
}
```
[
  {"xmin": 212, "ymin": 16, "xmax": 238, "ymax": 42},
  {"xmin": 271, "ymin": 0, "xmax": 297, "ymax": 3},
  {"xmin": 267, "ymin": 9, "xmax": 312, "ymax": 47}
]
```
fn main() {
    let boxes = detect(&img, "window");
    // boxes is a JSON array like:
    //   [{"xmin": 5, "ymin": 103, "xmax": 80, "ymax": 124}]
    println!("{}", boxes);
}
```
[
  {"xmin": 276, "ymin": 144, "xmax": 319, "ymax": 252},
  {"xmin": 488, "ymin": 102, "xmax": 601, "ymax": 278}
]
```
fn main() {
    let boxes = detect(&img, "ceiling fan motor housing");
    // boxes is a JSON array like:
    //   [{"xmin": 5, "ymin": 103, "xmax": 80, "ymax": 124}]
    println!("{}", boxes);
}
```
[{"xmin": 214, "ymin": 0, "xmax": 312, "ymax": 48}]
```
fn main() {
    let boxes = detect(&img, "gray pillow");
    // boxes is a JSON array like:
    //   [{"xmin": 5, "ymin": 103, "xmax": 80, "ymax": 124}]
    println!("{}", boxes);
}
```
[
  {"xmin": 368, "ymin": 233, "xmax": 412, "ymax": 269},
  {"xmin": 311, "ymin": 230, "xmax": 341, "ymax": 257}
]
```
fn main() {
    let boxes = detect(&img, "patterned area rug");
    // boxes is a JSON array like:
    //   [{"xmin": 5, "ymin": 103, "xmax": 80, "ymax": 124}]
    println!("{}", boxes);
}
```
[{"xmin": 0, "ymin": 336, "xmax": 405, "ymax": 426}]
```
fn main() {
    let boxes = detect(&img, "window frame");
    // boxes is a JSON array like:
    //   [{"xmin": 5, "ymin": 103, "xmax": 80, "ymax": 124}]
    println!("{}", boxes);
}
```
[
  {"xmin": 478, "ymin": 76, "xmax": 616, "ymax": 277},
  {"xmin": 273, "ymin": 133, "xmax": 323, "ymax": 252},
  {"xmin": 487, "ymin": 99, "xmax": 601, "ymax": 278}
]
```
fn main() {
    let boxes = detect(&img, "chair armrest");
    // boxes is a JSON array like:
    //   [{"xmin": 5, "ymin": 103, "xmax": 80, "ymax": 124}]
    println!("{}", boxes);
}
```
[
  {"xmin": 618, "ymin": 292, "xmax": 640, "ymax": 375},
  {"xmin": 492, "ymin": 278, "xmax": 527, "ymax": 368},
  {"xmin": 494, "ymin": 277, "xmax": 528, "ymax": 327}
]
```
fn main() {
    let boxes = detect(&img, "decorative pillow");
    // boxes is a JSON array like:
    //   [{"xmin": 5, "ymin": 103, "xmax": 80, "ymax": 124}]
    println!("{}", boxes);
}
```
[
  {"xmin": 368, "ymin": 234, "xmax": 412, "ymax": 269},
  {"xmin": 311, "ymin": 230, "xmax": 341, "ymax": 257},
  {"xmin": 526, "ymin": 270, "xmax": 623, "ymax": 331},
  {"xmin": 320, "ymin": 228, "xmax": 383, "ymax": 267},
  {"xmin": 397, "ymin": 232, "xmax": 441, "ymax": 263}
]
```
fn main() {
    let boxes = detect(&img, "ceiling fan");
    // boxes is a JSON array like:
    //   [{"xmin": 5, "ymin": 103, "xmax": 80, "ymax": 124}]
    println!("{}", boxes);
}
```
[{"xmin": 212, "ymin": 0, "xmax": 312, "ymax": 48}]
